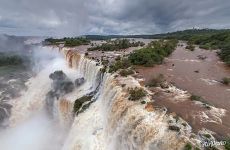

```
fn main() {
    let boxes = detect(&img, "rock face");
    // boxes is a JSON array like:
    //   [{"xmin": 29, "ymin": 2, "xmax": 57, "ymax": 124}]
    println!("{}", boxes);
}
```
[
  {"xmin": 74, "ymin": 77, "xmax": 85, "ymax": 87},
  {"xmin": 0, "ymin": 103, "xmax": 12, "ymax": 127},
  {"xmin": 49, "ymin": 70, "xmax": 74, "ymax": 94},
  {"xmin": 46, "ymin": 70, "xmax": 74, "ymax": 116}
]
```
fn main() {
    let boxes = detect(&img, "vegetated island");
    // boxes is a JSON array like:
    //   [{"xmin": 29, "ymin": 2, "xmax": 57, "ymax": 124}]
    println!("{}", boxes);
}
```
[
  {"xmin": 150, "ymin": 29, "xmax": 230, "ymax": 66},
  {"xmin": 43, "ymin": 37, "xmax": 90, "ymax": 47},
  {"xmin": 88, "ymin": 39, "xmax": 145, "ymax": 51}
]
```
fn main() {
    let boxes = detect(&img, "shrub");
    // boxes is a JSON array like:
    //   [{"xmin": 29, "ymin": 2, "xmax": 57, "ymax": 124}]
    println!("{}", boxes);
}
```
[
  {"xmin": 184, "ymin": 143, "xmax": 192, "ymax": 150},
  {"xmin": 128, "ymin": 39, "xmax": 178, "ymax": 66},
  {"xmin": 109, "ymin": 58, "xmax": 131, "ymax": 73},
  {"xmin": 73, "ymin": 96, "xmax": 93, "ymax": 113},
  {"xmin": 221, "ymin": 77, "xmax": 230, "ymax": 85},
  {"xmin": 0, "ymin": 54, "xmax": 23, "ymax": 66},
  {"xmin": 225, "ymin": 138, "xmax": 230, "ymax": 150},
  {"xmin": 190, "ymin": 94, "xmax": 202, "ymax": 101},
  {"xmin": 128, "ymin": 87, "xmax": 147, "ymax": 101},
  {"xmin": 203, "ymin": 134, "xmax": 211, "ymax": 139},
  {"xmin": 186, "ymin": 44, "xmax": 195, "ymax": 51},
  {"xmin": 87, "ymin": 39, "xmax": 145, "ymax": 51}
]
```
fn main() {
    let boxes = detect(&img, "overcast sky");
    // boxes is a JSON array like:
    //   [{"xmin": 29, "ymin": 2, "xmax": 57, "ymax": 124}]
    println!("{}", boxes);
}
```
[{"xmin": 0, "ymin": 0, "xmax": 230, "ymax": 36}]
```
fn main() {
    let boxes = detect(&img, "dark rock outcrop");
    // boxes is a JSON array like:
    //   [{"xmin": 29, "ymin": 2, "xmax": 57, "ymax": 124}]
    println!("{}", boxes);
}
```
[
  {"xmin": 46, "ymin": 70, "xmax": 74, "ymax": 116},
  {"xmin": 0, "ymin": 103, "xmax": 12, "ymax": 127},
  {"xmin": 169, "ymin": 125, "xmax": 180, "ymax": 132},
  {"xmin": 75, "ymin": 77, "xmax": 85, "ymax": 87},
  {"xmin": 49, "ymin": 70, "xmax": 74, "ymax": 94}
]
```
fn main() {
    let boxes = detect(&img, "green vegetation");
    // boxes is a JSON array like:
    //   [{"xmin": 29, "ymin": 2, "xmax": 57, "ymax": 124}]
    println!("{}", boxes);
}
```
[
  {"xmin": 44, "ymin": 37, "xmax": 90, "ymax": 47},
  {"xmin": 119, "ymin": 69, "xmax": 134, "ymax": 77},
  {"xmin": 203, "ymin": 134, "xmax": 211, "ymax": 139},
  {"xmin": 85, "ymin": 35, "xmax": 158, "ymax": 40},
  {"xmin": 147, "ymin": 74, "xmax": 165, "ymax": 87},
  {"xmin": 0, "ymin": 53, "xmax": 23, "ymax": 66},
  {"xmin": 190, "ymin": 94, "xmax": 203, "ymax": 101},
  {"xmin": 73, "ymin": 95, "xmax": 93, "ymax": 114},
  {"xmin": 88, "ymin": 39, "xmax": 145, "ymax": 51},
  {"xmin": 153, "ymin": 29, "xmax": 230, "ymax": 66},
  {"xmin": 128, "ymin": 87, "xmax": 147, "ymax": 101},
  {"xmin": 225, "ymin": 139, "xmax": 230, "ymax": 150},
  {"xmin": 190, "ymin": 94, "xmax": 211, "ymax": 109},
  {"xmin": 128, "ymin": 39, "xmax": 178, "ymax": 67},
  {"xmin": 221, "ymin": 77, "xmax": 230, "ymax": 85},
  {"xmin": 184, "ymin": 143, "xmax": 192, "ymax": 150},
  {"xmin": 108, "ymin": 58, "xmax": 131, "ymax": 73},
  {"xmin": 186, "ymin": 43, "xmax": 195, "ymax": 51}
]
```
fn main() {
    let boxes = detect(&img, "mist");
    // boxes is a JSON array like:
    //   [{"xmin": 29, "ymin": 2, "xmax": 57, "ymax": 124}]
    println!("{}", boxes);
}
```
[
  {"xmin": 0, "ymin": 44, "xmax": 80, "ymax": 150},
  {"xmin": 0, "ymin": 111, "xmax": 64, "ymax": 150},
  {"xmin": 0, "ymin": 34, "xmax": 31, "ymax": 53}
]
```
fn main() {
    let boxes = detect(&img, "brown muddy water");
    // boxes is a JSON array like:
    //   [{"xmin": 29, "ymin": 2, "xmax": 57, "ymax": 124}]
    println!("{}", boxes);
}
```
[{"xmin": 137, "ymin": 44, "xmax": 230, "ymax": 139}]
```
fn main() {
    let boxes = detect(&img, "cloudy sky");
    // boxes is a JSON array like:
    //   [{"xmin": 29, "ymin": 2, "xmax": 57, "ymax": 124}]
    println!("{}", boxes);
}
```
[{"xmin": 0, "ymin": 0, "xmax": 230, "ymax": 36}]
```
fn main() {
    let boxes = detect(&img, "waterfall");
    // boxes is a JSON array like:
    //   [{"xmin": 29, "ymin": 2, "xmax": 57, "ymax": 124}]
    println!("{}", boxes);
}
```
[
  {"xmin": 61, "ymin": 50, "xmax": 190, "ymax": 150},
  {"xmin": 2, "ymin": 47, "xmax": 194, "ymax": 150}
]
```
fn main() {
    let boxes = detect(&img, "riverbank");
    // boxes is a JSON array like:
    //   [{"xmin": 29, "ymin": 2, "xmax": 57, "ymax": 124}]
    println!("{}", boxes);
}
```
[{"xmin": 136, "ymin": 43, "xmax": 230, "ymax": 139}]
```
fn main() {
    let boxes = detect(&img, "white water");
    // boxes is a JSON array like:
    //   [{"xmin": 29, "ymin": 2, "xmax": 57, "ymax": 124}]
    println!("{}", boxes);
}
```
[{"xmin": 0, "ymin": 47, "xmax": 192, "ymax": 150}]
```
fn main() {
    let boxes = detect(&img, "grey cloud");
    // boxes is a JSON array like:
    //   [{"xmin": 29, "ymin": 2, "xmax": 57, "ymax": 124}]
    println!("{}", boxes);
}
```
[{"xmin": 0, "ymin": 0, "xmax": 230, "ymax": 36}]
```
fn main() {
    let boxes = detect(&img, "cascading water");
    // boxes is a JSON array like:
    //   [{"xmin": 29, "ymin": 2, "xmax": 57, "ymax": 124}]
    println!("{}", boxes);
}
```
[
  {"xmin": 61, "ymin": 49, "xmax": 193, "ymax": 150},
  {"xmin": 0, "ymin": 46, "xmax": 197, "ymax": 150}
]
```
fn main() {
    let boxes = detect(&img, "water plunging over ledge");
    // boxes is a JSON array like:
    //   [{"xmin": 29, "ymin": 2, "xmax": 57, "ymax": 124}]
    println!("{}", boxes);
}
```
[{"xmin": 0, "ymin": 46, "xmax": 204, "ymax": 150}]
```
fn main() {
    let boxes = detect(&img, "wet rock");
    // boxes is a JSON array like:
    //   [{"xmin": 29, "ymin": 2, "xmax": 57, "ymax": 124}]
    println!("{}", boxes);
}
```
[
  {"xmin": 160, "ymin": 82, "xmax": 169, "ymax": 89},
  {"xmin": 141, "ymin": 101, "xmax": 146, "ymax": 104},
  {"xmin": 169, "ymin": 125, "xmax": 180, "ymax": 132},
  {"xmin": 197, "ymin": 55, "xmax": 207, "ymax": 60},
  {"xmin": 198, "ymin": 129, "xmax": 216, "ymax": 143},
  {"xmin": 0, "ymin": 103, "xmax": 12, "ymax": 125},
  {"xmin": 46, "ymin": 70, "xmax": 75, "ymax": 116},
  {"xmin": 75, "ymin": 77, "xmax": 85, "ymax": 87},
  {"xmin": 49, "ymin": 70, "xmax": 74, "ymax": 94},
  {"xmin": 49, "ymin": 70, "xmax": 67, "ymax": 81}
]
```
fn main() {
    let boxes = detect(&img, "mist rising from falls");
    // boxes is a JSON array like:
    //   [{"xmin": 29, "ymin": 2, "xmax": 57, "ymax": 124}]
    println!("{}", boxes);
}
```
[
  {"xmin": 61, "ymin": 50, "xmax": 189, "ymax": 150},
  {"xmin": 0, "ymin": 46, "xmax": 80, "ymax": 150},
  {"xmin": 0, "ymin": 46, "xmax": 191, "ymax": 150}
]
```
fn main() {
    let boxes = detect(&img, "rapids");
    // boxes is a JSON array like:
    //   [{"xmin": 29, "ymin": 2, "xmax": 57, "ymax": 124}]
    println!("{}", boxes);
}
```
[{"xmin": 0, "ymin": 46, "xmax": 198, "ymax": 150}]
